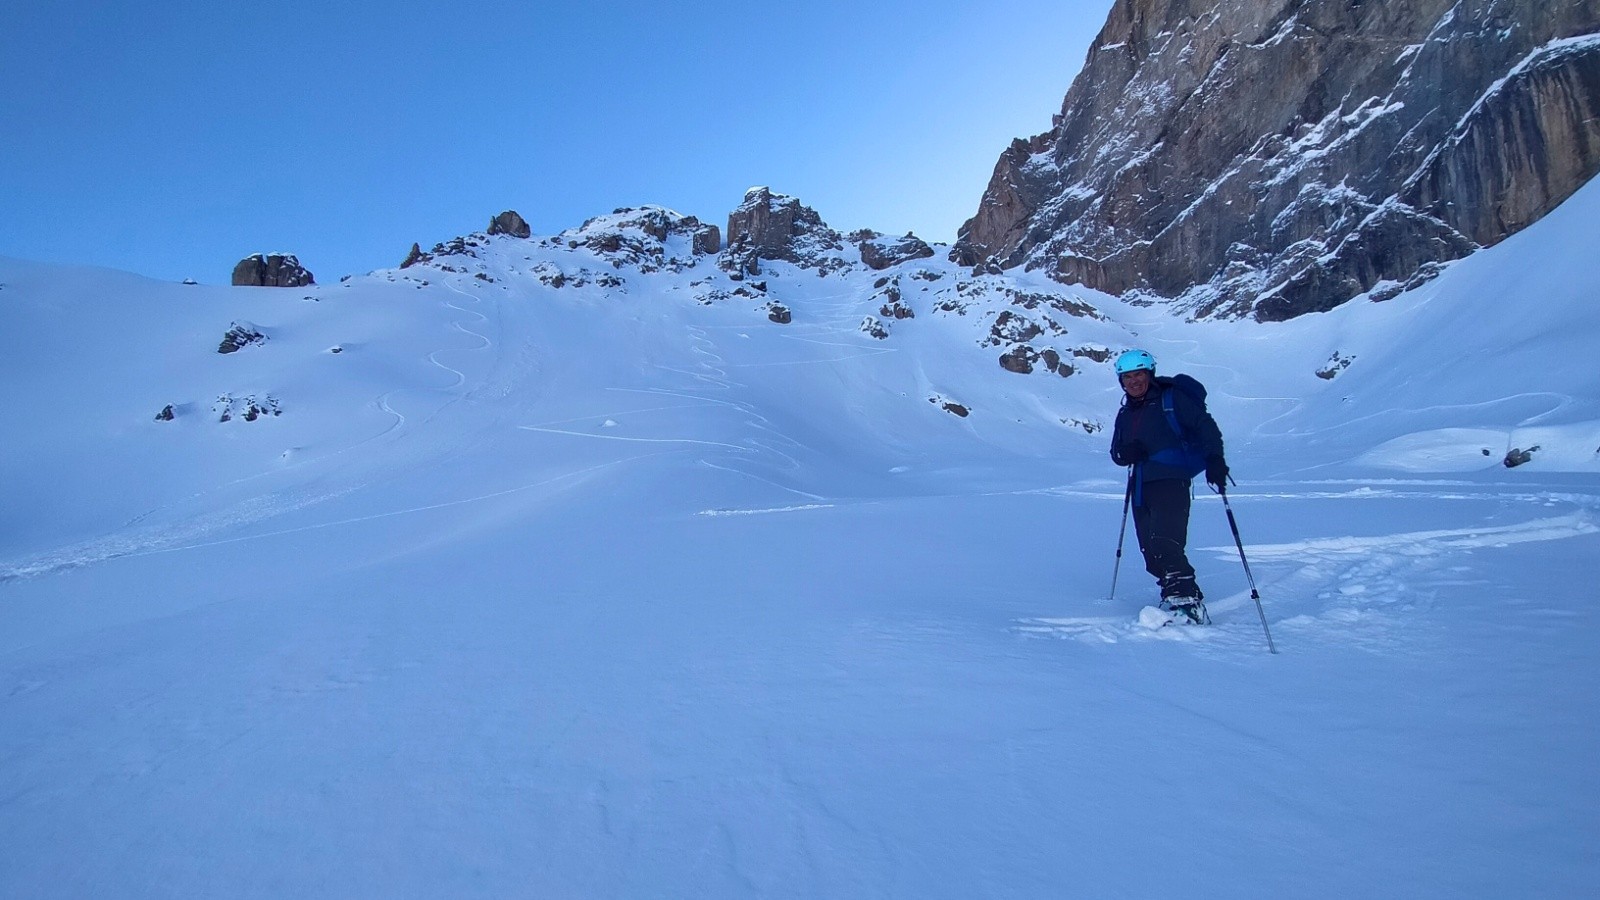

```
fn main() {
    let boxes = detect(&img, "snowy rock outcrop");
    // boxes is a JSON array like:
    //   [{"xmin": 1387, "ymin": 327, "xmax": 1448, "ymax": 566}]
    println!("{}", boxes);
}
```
[
  {"xmin": 721, "ymin": 188, "xmax": 849, "ymax": 276},
  {"xmin": 488, "ymin": 210, "xmax": 532, "ymax": 239},
  {"xmin": 856, "ymin": 231, "xmax": 936, "ymax": 271},
  {"xmin": 217, "ymin": 322, "xmax": 266, "ymax": 354},
  {"xmin": 560, "ymin": 207, "xmax": 721, "ymax": 273},
  {"xmin": 398, "ymin": 207, "xmax": 717, "ymax": 280},
  {"xmin": 232, "ymin": 254, "xmax": 314, "ymax": 287},
  {"xmin": 363, "ymin": 189, "xmax": 1128, "ymax": 381},
  {"xmin": 956, "ymin": 0, "xmax": 1600, "ymax": 321},
  {"xmin": 930, "ymin": 279, "xmax": 1111, "ymax": 377},
  {"xmin": 214, "ymin": 394, "xmax": 281, "ymax": 423}
]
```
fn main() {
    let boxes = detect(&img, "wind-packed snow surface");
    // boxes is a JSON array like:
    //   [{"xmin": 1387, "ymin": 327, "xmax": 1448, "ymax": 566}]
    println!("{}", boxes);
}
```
[{"xmin": 2, "ymin": 184, "xmax": 1598, "ymax": 898}]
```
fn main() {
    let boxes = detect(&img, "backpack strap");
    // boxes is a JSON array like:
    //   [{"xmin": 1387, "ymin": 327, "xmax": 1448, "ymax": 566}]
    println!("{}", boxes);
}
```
[
  {"xmin": 1154, "ymin": 385, "xmax": 1208, "ymax": 478},
  {"xmin": 1161, "ymin": 388, "xmax": 1185, "ymax": 443}
]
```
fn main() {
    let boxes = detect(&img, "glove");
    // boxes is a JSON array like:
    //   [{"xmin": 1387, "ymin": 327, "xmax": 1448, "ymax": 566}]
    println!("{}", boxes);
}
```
[
  {"xmin": 1112, "ymin": 440, "xmax": 1148, "ymax": 466},
  {"xmin": 1205, "ymin": 456, "xmax": 1230, "ymax": 491}
]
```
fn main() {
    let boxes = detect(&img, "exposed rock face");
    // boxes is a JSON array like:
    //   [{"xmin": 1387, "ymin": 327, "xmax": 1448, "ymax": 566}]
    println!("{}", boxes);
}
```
[
  {"xmin": 488, "ymin": 210, "xmax": 531, "ymax": 239},
  {"xmin": 232, "ymin": 254, "xmax": 314, "ymax": 287},
  {"xmin": 858, "ymin": 232, "xmax": 936, "ymax": 270},
  {"xmin": 692, "ymin": 223, "xmax": 722, "ymax": 255},
  {"xmin": 957, "ymin": 0, "xmax": 1600, "ymax": 320},
  {"xmin": 722, "ymin": 188, "xmax": 848, "ymax": 274}
]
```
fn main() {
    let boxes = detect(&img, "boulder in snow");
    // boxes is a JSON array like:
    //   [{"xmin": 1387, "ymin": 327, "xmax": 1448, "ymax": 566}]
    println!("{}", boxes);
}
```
[
  {"xmin": 232, "ymin": 254, "xmax": 314, "ymax": 287},
  {"xmin": 218, "ymin": 322, "xmax": 266, "ymax": 354},
  {"xmin": 488, "ymin": 210, "xmax": 532, "ymax": 239},
  {"xmin": 1504, "ymin": 446, "xmax": 1541, "ymax": 468}
]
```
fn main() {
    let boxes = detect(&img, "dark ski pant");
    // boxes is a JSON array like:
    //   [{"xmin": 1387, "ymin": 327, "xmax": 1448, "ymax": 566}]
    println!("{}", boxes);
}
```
[{"xmin": 1133, "ymin": 477, "xmax": 1199, "ymax": 599}]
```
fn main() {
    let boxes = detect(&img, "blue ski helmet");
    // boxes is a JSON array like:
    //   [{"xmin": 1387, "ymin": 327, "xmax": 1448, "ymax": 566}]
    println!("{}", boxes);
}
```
[{"xmin": 1114, "ymin": 349, "xmax": 1156, "ymax": 377}]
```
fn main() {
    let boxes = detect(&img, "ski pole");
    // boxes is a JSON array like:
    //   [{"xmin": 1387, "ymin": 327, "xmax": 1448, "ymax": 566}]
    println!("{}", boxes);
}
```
[
  {"xmin": 1107, "ymin": 467, "xmax": 1134, "ymax": 602},
  {"xmin": 1219, "ymin": 488, "xmax": 1277, "ymax": 654}
]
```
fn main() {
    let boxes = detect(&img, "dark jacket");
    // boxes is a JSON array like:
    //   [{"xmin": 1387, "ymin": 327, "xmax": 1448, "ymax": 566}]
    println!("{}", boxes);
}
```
[{"xmin": 1110, "ymin": 377, "xmax": 1225, "ymax": 482}]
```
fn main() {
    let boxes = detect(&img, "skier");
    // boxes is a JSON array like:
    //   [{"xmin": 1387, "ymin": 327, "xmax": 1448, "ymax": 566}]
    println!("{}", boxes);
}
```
[{"xmin": 1109, "ymin": 349, "xmax": 1229, "ymax": 621}]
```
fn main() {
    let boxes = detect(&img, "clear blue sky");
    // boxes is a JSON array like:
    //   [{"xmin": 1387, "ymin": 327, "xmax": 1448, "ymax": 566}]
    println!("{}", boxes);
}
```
[{"xmin": 1, "ymin": 1, "xmax": 1109, "ymax": 283}]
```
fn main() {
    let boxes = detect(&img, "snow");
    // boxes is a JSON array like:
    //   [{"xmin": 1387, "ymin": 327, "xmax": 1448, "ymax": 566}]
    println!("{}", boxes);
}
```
[
  {"xmin": 2, "ymin": 179, "xmax": 1599, "ymax": 897},
  {"xmin": 1254, "ymin": 13, "xmax": 1302, "ymax": 50}
]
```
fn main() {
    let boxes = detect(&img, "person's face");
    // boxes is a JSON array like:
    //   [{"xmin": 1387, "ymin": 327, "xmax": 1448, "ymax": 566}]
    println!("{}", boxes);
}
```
[{"xmin": 1120, "ymin": 369, "xmax": 1152, "ymax": 399}]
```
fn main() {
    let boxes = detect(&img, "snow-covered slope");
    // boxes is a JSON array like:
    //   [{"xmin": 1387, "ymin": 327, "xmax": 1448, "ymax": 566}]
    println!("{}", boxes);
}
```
[
  {"xmin": 4, "ymin": 184, "xmax": 1595, "ymax": 564},
  {"xmin": 1, "ymin": 183, "xmax": 1597, "ymax": 897}
]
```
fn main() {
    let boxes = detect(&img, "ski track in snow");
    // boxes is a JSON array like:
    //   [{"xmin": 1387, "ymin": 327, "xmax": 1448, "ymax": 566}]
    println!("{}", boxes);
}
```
[
  {"xmin": 697, "ymin": 504, "xmax": 836, "ymax": 517},
  {"xmin": 1034, "ymin": 481, "xmax": 1600, "ymax": 505},
  {"xmin": 9, "ymin": 264, "xmax": 1597, "ymax": 665},
  {"xmin": 359, "ymin": 278, "xmax": 494, "ymax": 444},
  {"xmin": 514, "ymin": 322, "xmax": 845, "ymax": 509},
  {"xmin": 1016, "ymin": 508, "xmax": 1598, "ymax": 652},
  {"xmin": 0, "ymin": 276, "xmax": 504, "ymax": 583},
  {"xmin": 1252, "ymin": 390, "xmax": 1580, "ymax": 442},
  {"xmin": 0, "ymin": 289, "xmax": 866, "ymax": 582},
  {"xmin": 0, "ymin": 456, "xmax": 665, "ymax": 582},
  {"xmin": 517, "ymin": 423, "xmax": 750, "ymax": 452}
]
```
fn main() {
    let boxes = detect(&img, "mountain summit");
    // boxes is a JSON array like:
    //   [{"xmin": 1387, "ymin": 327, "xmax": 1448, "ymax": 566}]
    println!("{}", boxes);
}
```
[{"xmin": 957, "ymin": 0, "xmax": 1600, "ymax": 321}]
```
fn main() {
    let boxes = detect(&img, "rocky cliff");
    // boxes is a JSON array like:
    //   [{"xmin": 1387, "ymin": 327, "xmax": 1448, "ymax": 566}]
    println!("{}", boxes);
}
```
[{"xmin": 957, "ymin": 0, "xmax": 1600, "ymax": 320}]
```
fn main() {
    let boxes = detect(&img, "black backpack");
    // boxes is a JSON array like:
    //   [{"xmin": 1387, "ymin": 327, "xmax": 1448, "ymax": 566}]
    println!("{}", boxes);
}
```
[{"xmin": 1151, "ymin": 374, "xmax": 1208, "ymax": 477}]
